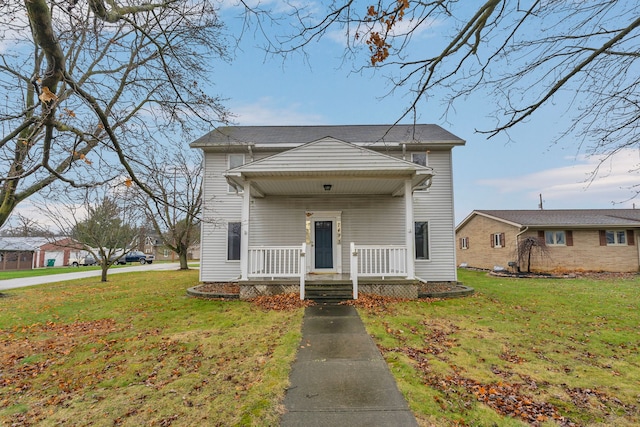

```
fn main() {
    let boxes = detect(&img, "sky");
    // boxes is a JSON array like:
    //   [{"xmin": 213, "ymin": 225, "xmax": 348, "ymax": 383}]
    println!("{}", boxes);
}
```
[
  {"xmin": 5, "ymin": 1, "xmax": 640, "ymax": 229},
  {"xmin": 209, "ymin": 2, "xmax": 640, "ymax": 225}
]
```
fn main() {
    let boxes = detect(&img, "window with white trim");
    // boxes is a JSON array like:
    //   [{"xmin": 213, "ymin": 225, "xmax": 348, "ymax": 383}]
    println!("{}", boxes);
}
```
[
  {"xmin": 460, "ymin": 236, "xmax": 469, "ymax": 250},
  {"xmin": 606, "ymin": 230, "xmax": 626, "ymax": 245},
  {"xmin": 415, "ymin": 221, "xmax": 430, "ymax": 260},
  {"xmin": 491, "ymin": 233, "xmax": 505, "ymax": 248},
  {"xmin": 227, "ymin": 154, "xmax": 245, "ymax": 193},
  {"xmin": 411, "ymin": 152, "xmax": 428, "ymax": 166},
  {"xmin": 227, "ymin": 222, "xmax": 241, "ymax": 261},
  {"xmin": 545, "ymin": 230, "xmax": 566, "ymax": 245}
]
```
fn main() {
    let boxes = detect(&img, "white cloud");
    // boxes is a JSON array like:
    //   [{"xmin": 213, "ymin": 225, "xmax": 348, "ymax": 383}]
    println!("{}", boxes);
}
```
[
  {"xmin": 476, "ymin": 149, "xmax": 640, "ymax": 208},
  {"xmin": 229, "ymin": 97, "xmax": 326, "ymax": 125}
]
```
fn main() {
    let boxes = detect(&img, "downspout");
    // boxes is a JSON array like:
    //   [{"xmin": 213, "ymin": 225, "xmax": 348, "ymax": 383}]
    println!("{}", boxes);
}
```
[
  {"xmin": 402, "ymin": 143, "xmax": 406, "ymax": 161},
  {"xmin": 247, "ymin": 144, "xmax": 254, "ymax": 162},
  {"xmin": 515, "ymin": 226, "xmax": 529, "ymax": 271}
]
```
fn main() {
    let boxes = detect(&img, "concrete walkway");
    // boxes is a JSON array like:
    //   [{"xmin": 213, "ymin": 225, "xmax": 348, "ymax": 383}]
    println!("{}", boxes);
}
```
[{"xmin": 281, "ymin": 304, "xmax": 418, "ymax": 427}]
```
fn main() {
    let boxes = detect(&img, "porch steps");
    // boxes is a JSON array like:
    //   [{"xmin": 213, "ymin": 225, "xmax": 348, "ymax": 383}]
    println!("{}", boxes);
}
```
[{"xmin": 305, "ymin": 284, "xmax": 353, "ymax": 303}]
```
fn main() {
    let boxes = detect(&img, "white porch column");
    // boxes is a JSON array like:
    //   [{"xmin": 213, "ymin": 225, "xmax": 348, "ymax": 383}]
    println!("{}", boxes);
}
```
[
  {"xmin": 405, "ymin": 179, "xmax": 415, "ymax": 279},
  {"xmin": 240, "ymin": 180, "xmax": 251, "ymax": 280}
]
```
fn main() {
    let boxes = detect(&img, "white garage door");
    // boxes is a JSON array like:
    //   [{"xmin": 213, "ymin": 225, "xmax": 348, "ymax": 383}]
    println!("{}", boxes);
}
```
[{"xmin": 44, "ymin": 251, "xmax": 65, "ymax": 266}]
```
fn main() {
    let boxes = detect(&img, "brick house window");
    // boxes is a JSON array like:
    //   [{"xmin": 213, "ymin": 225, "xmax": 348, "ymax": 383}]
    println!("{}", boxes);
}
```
[
  {"xmin": 459, "ymin": 237, "xmax": 469, "ymax": 250},
  {"xmin": 540, "ymin": 230, "xmax": 573, "ymax": 246},
  {"xmin": 491, "ymin": 233, "xmax": 505, "ymax": 248},
  {"xmin": 545, "ymin": 230, "xmax": 566, "ymax": 245},
  {"xmin": 599, "ymin": 230, "xmax": 635, "ymax": 246}
]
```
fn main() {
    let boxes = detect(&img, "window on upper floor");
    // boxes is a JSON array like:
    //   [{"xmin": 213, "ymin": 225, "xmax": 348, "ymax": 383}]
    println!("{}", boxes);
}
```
[
  {"xmin": 227, "ymin": 154, "xmax": 245, "ymax": 193},
  {"xmin": 411, "ymin": 152, "xmax": 428, "ymax": 166}
]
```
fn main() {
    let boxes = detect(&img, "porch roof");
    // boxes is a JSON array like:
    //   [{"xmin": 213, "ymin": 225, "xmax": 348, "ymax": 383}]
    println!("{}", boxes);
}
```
[{"xmin": 225, "ymin": 137, "xmax": 434, "ymax": 197}]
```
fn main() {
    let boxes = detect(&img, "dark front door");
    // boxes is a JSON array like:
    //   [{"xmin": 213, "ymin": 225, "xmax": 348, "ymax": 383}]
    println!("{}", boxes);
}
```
[{"xmin": 314, "ymin": 221, "xmax": 333, "ymax": 269}]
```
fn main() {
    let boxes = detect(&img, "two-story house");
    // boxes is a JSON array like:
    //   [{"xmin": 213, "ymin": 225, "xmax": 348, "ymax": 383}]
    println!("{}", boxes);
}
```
[{"xmin": 191, "ymin": 125, "xmax": 465, "ymax": 299}]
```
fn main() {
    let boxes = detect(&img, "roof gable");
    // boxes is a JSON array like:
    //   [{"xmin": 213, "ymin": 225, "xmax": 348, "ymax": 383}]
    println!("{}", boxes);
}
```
[{"xmin": 229, "ymin": 137, "xmax": 433, "ymax": 175}]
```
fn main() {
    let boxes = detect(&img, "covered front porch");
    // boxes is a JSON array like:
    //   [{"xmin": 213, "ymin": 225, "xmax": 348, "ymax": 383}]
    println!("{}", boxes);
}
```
[
  {"xmin": 225, "ymin": 137, "xmax": 434, "ymax": 300},
  {"xmin": 244, "ymin": 243, "xmax": 417, "ymax": 299}
]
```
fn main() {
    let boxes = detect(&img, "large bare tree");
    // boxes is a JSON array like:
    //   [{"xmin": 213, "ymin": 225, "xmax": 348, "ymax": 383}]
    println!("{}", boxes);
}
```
[
  {"xmin": 131, "ymin": 150, "xmax": 202, "ymax": 270},
  {"xmin": 245, "ymin": 1, "xmax": 640, "ymax": 176},
  {"xmin": 0, "ymin": 0, "xmax": 228, "ymax": 228}
]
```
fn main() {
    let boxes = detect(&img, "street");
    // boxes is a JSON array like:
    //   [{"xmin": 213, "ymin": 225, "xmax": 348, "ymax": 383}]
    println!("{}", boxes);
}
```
[{"xmin": 0, "ymin": 262, "xmax": 186, "ymax": 291}]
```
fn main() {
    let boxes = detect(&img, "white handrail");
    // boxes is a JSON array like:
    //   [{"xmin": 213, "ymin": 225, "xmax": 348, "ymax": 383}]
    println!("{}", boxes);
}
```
[
  {"xmin": 351, "ymin": 243, "xmax": 408, "ymax": 299},
  {"xmin": 248, "ymin": 245, "xmax": 304, "ymax": 278},
  {"xmin": 352, "ymin": 244, "xmax": 408, "ymax": 278}
]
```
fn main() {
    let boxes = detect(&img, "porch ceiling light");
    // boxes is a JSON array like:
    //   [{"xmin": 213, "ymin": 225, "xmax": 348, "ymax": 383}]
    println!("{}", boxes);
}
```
[{"xmin": 323, "ymin": 184, "xmax": 332, "ymax": 191}]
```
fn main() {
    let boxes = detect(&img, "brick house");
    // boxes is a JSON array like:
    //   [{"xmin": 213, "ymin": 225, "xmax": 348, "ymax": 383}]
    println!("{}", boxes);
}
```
[{"xmin": 455, "ymin": 210, "xmax": 640, "ymax": 273}]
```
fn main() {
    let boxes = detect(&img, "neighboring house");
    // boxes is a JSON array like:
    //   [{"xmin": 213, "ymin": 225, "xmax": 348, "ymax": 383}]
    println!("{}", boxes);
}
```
[
  {"xmin": 456, "ymin": 209, "xmax": 640, "ymax": 273},
  {"xmin": 0, "ymin": 237, "xmax": 45, "ymax": 270},
  {"xmin": 37, "ymin": 237, "xmax": 84, "ymax": 267},
  {"xmin": 190, "ymin": 124, "xmax": 465, "ymax": 299},
  {"xmin": 0, "ymin": 237, "xmax": 81, "ymax": 270}
]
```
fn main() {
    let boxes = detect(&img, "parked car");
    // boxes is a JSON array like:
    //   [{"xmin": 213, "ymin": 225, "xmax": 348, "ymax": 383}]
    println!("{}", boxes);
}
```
[
  {"xmin": 69, "ymin": 255, "xmax": 96, "ymax": 267},
  {"xmin": 115, "ymin": 250, "xmax": 154, "ymax": 265}
]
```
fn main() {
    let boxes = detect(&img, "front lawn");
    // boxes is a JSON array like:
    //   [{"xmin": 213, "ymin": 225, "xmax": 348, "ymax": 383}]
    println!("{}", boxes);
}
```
[
  {"xmin": 0, "ymin": 270, "xmax": 302, "ymax": 426},
  {"xmin": 1, "ymin": 269, "xmax": 638, "ymax": 426},
  {"xmin": 359, "ymin": 269, "xmax": 640, "ymax": 426}
]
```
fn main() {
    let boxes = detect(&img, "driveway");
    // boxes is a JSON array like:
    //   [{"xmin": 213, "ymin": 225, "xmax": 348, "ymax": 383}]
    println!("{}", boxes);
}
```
[{"xmin": 0, "ymin": 262, "xmax": 187, "ymax": 291}]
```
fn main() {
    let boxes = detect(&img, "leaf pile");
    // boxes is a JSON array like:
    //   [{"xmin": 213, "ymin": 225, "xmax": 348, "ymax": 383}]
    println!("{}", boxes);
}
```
[
  {"xmin": 249, "ymin": 293, "xmax": 315, "ymax": 310},
  {"xmin": 1, "ymin": 319, "xmax": 119, "ymax": 400},
  {"xmin": 378, "ymin": 319, "xmax": 579, "ymax": 426},
  {"xmin": 427, "ymin": 369, "xmax": 573, "ymax": 426}
]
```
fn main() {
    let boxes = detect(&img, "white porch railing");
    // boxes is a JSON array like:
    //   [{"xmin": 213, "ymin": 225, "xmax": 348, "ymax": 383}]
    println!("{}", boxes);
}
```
[
  {"xmin": 247, "ymin": 244, "xmax": 307, "ymax": 299},
  {"xmin": 350, "ymin": 243, "xmax": 408, "ymax": 299}
]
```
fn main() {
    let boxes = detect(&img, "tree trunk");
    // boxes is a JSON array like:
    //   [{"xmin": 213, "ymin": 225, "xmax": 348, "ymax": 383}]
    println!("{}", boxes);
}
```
[
  {"xmin": 101, "ymin": 262, "xmax": 109, "ymax": 282},
  {"xmin": 179, "ymin": 251, "xmax": 189, "ymax": 270}
]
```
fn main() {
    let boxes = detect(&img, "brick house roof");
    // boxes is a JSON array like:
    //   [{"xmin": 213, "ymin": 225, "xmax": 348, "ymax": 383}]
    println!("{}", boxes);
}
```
[{"xmin": 457, "ymin": 209, "xmax": 640, "ymax": 230}]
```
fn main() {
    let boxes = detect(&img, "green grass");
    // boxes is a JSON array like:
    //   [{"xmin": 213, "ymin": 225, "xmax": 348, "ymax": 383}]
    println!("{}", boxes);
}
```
[
  {"xmin": 2, "ymin": 269, "xmax": 639, "ymax": 426},
  {"xmin": 0, "ymin": 265, "xmax": 102, "ymax": 280},
  {"xmin": 359, "ymin": 269, "xmax": 640, "ymax": 426},
  {"xmin": 0, "ymin": 261, "xmax": 197, "ymax": 280},
  {"xmin": 0, "ymin": 270, "xmax": 302, "ymax": 426}
]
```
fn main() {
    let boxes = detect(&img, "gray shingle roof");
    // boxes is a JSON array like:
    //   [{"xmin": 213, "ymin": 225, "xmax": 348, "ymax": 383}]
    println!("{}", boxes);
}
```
[
  {"xmin": 473, "ymin": 209, "xmax": 640, "ymax": 228},
  {"xmin": 190, "ymin": 124, "xmax": 465, "ymax": 148},
  {"xmin": 0, "ymin": 237, "xmax": 49, "ymax": 251}
]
